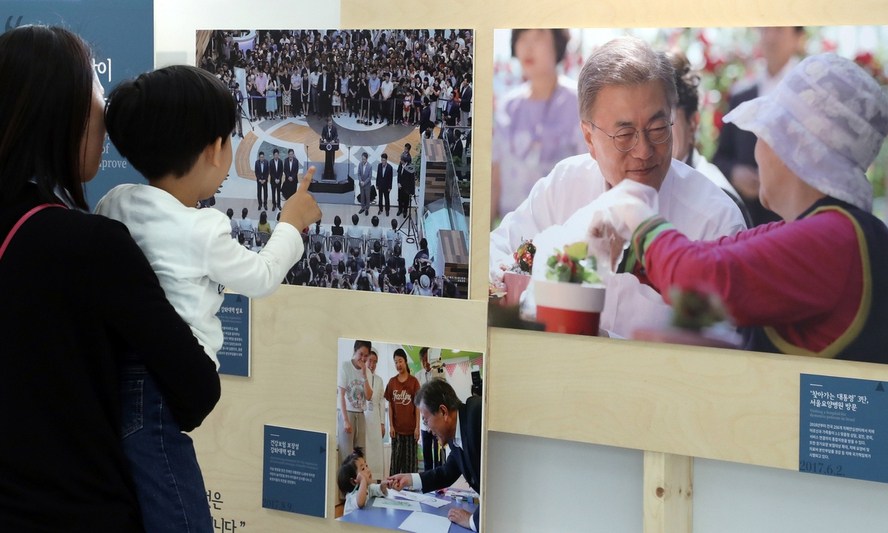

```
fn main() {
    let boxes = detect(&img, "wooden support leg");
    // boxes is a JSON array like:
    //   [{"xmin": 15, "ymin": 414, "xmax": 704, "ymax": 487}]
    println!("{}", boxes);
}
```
[{"xmin": 643, "ymin": 452, "xmax": 693, "ymax": 533}]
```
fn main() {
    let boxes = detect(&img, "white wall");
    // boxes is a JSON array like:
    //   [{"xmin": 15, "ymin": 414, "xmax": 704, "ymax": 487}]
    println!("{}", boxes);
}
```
[
  {"xmin": 485, "ymin": 432, "xmax": 643, "ymax": 533},
  {"xmin": 694, "ymin": 458, "xmax": 888, "ymax": 533}
]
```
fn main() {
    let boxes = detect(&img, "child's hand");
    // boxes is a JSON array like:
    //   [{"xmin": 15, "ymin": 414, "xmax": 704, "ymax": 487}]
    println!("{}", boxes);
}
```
[{"xmin": 280, "ymin": 167, "xmax": 322, "ymax": 230}]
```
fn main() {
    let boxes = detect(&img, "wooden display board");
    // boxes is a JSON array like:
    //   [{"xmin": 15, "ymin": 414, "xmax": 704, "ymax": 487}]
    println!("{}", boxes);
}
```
[{"xmin": 176, "ymin": 1, "xmax": 888, "ymax": 532}]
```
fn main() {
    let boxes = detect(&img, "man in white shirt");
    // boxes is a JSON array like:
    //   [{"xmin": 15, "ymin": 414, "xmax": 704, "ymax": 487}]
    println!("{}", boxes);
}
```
[
  {"xmin": 490, "ymin": 36, "xmax": 747, "ymax": 338},
  {"xmin": 380, "ymin": 72, "xmax": 394, "ymax": 125},
  {"xmin": 309, "ymin": 68, "xmax": 320, "ymax": 115},
  {"xmin": 368, "ymin": 71, "xmax": 381, "ymax": 123}
]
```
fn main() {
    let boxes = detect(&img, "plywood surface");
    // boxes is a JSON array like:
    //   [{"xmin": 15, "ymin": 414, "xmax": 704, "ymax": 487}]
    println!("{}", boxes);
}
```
[
  {"xmin": 179, "ymin": 1, "xmax": 888, "ymax": 532},
  {"xmin": 487, "ymin": 328, "xmax": 888, "ymax": 470},
  {"xmin": 192, "ymin": 288, "xmax": 487, "ymax": 532}
]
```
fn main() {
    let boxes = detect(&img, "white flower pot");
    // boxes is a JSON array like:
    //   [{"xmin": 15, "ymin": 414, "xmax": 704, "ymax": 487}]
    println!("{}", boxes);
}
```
[{"xmin": 533, "ymin": 279, "xmax": 606, "ymax": 336}]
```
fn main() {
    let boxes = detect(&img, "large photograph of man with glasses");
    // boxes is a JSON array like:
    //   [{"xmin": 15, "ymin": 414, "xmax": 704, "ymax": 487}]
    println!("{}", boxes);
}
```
[{"xmin": 488, "ymin": 26, "xmax": 888, "ymax": 362}]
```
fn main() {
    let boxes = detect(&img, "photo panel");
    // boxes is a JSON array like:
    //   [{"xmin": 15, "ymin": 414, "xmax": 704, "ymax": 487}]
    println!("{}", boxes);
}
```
[
  {"xmin": 335, "ymin": 338, "xmax": 483, "ymax": 532},
  {"xmin": 489, "ymin": 26, "xmax": 888, "ymax": 364},
  {"xmin": 196, "ymin": 29, "xmax": 473, "ymax": 299}
]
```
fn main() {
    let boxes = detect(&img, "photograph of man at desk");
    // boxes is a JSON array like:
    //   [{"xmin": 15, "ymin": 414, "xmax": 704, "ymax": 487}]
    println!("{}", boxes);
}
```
[{"xmin": 335, "ymin": 339, "xmax": 483, "ymax": 532}]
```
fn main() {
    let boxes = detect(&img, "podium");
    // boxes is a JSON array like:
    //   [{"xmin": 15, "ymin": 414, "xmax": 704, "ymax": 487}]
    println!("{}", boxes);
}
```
[{"xmin": 319, "ymin": 140, "xmax": 339, "ymax": 180}]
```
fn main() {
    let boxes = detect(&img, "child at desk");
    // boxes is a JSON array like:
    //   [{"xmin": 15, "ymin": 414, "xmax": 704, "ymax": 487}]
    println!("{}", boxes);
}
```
[{"xmin": 338, "ymin": 448, "xmax": 389, "ymax": 515}]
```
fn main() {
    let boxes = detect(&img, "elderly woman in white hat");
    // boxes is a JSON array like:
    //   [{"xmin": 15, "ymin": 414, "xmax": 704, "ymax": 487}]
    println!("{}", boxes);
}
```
[{"xmin": 580, "ymin": 53, "xmax": 888, "ymax": 362}]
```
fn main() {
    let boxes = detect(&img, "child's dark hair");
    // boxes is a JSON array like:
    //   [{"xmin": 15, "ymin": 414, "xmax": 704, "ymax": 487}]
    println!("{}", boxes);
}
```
[
  {"xmin": 337, "ymin": 447, "xmax": 365, "ymax": 494},
  {"xmin": 105, "ymin": 65, "xmax": 236, "ymax": 180},
  {"xmin": 354, "ymin": 339, "xmax": 371, "ymax": 352}
]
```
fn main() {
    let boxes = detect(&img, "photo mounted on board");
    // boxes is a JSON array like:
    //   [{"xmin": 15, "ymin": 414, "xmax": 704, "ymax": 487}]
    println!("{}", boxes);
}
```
[
  {"xmin": 196, "ymin": 29, "xmax": 473, "ymax": 299},
  {"xmin": 335, "ymin": 338, "xmax": 483, "ymax": 532},
  {"xmin": 489, "ymin": 26, "xmax": 888, "ymax": 364}
]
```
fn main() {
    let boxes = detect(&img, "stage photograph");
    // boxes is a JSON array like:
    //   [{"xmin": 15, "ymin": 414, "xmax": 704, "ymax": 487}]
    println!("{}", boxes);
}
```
[{"xmin": 196, "ymin": 29, "xmax": 473, "ymax": 298}]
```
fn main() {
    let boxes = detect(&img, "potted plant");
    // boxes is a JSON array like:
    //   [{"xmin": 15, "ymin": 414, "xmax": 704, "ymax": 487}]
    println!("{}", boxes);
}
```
[
  {"xmin": 500, "ymin": 239, "xmax": 536, "ymax": 307},
  {"xmin": 533, "ymin": 242, "xmax": 606, "ymax": 336},
  {"xmin": 632, "ymin": 286, "xmax": 738, "ymax": 348}
]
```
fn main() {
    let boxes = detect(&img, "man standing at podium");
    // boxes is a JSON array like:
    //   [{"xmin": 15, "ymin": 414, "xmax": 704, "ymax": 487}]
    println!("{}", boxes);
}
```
[{"xmin": 321, "ymin": 117, "xmax": 338, "ymax": 180}]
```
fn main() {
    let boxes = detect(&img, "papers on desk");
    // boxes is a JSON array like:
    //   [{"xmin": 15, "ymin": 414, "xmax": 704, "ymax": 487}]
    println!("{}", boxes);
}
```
[
  {"xmin": 398, "ymin": 511, "xmax": 452, "ymax": 533},
  {"xmin": 371, "ymin": 497, "xmax": 422, "ymax": 512},
  {"xmin": 389, "ymin": 489, "xmax": 450, "ymax": 508},
  {"xmin": 444, "ymin": 488, "xmax": 480, "ymax": 502}
]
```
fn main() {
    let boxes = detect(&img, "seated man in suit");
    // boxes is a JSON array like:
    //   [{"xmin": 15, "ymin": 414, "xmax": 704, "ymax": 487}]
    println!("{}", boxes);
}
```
[{"xmin": 387, "ymin": 380, "xmax": 482, "ymax": 531}]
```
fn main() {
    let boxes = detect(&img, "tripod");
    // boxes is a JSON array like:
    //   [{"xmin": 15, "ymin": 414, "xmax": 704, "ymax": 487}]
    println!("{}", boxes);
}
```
[
  {"xmin": 397, "ymin": 193, "xmax": 418, "ymax": 244},
  {"xmin": 234, "ymin": 92, "xmax": 254, "ymax": 136}
]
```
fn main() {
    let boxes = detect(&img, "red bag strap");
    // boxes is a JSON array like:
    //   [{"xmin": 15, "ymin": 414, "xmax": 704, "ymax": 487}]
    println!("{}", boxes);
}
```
[{"xmin": 0, "ymin": 203, "xmax": 64, "ymax": 261}]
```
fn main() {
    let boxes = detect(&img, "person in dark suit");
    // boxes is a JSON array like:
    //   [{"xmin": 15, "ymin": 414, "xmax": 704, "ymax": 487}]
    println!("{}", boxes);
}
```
[
  {"xmin": 376, "ymin": 153, "xmax": 393, "ymax": 216},
  {"xmin": 321, "ymin": 117, "xmax": 339, "ymax": 143},
  {"xmin": 459, "ymin": 75, "xmax": 472, "ymax": 127},
  {"xmin": 320, "ymin": 117, "xmax": 339, "ymax": 180},
  {"xmin": 387, "ymin": 380, "xmax": 482, "ymax": 531},
  {"xmin": 282, "ymin": 148, "xmax": 299, "ymax": 199},
  {"xmin": 450, "ymin": 129, "xmax": 464, "ymax": 160},
  {"xmin": 254, "ymin": 151, "xmax": 270, "ymax": 210},
  {"xmin": 331, "ymin": 215, "xmax": 345, "ymax": 236},
  {"xmin": 232, "ymin": 82, "xmax": 244, "ymax": 138},
  {"xmin": 319, "ymin": 67, "xmax": 335, "ymax": 117},
  {"xmin": 396, "ymin": 152, "xmax": 416, "ymax": 217},
  {"xmin": 269, "ymin": 148, "xmax": 284, "ymax": 210},
  {"xmin": 713, "ymin": 26, "xmax": 805, "ymax": 226},
  {"xmin": 419, "ymin": 96, "xmax": 435, "ymax": 138}
]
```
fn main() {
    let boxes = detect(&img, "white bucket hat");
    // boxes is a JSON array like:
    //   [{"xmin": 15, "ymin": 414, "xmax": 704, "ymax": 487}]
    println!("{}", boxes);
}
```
[{"xmin": 724, "ymin": 53, "xmax": 888, "ymax": 212}]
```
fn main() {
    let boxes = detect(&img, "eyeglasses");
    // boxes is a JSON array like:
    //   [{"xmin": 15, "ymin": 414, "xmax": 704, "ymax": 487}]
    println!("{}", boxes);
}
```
[
  {"xmin": 587, "ymin": 118, "xmax": 673, "ymax": 152},
  {"xmin": 421, "ymin": 409, "xmax": 441, "ymax": 427}
]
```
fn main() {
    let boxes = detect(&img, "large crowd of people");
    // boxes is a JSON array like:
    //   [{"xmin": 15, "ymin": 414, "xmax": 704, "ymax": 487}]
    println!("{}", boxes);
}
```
[
  {"xmin": 196, "ymin": 29, "xmax": 474, "ymax": 300},
  {"xmin": 228, "ymin": 208, "xmax": 458, "ymax": 296},
  {"xmin": 201, "ymin": 29, "xmax": 474, "ymax": 127}
]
